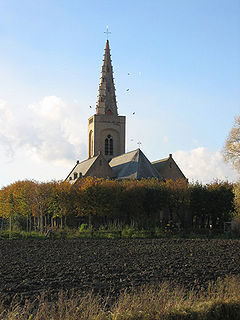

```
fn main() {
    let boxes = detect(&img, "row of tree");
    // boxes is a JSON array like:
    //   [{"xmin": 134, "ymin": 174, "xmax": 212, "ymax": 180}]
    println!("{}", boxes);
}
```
[{"xmin": 0, "ymin": 177, "xmax": 236, "ymax": 233}]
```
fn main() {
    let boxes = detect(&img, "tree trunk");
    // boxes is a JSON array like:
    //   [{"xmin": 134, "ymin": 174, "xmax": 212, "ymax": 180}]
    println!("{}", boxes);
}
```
[
  {"xmin": 29, "ymin": 215, "xmax": 32, "ymax": 232},
  {"xmin": 88, "ymin": 214, "xmax": 92, "ymax": 227},
  {"xmin": 207, "ymin": 216, "xmax": 210, "ymax": 228},
  {"xmin": 37, "ymin": 216, "xmax": 39, "ymax": 231},
  {"xmin": 64, "ymin": 216, "xmax": 67, "ymax": 228},
  {"xmin": 33, "ymin": 216, "xmax": 36, "ymax": 230},
  {"xmin": 40, "ymin": 210, "xmax": 43, "ymax": 234},
  {"xmin": 9, "ymin": 214, "xmax": 12, "ymax": 239}
]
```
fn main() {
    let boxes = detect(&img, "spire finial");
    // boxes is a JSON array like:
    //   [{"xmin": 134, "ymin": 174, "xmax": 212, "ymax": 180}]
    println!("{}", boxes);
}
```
[{"xmin": 104, "ymin": 25, "xmax": 111, "ymax": 40}]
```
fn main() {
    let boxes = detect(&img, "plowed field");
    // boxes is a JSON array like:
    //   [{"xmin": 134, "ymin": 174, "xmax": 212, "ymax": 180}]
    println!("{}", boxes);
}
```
[{"xmin": 1, "ymin": 239, "xmax": 240, "ymax": 302}]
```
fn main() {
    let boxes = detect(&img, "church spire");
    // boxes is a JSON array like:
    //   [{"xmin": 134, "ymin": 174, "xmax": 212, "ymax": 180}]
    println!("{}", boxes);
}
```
[{"xmin": 96, "ymin": 40, "xmax": 118, "ymax": 115}]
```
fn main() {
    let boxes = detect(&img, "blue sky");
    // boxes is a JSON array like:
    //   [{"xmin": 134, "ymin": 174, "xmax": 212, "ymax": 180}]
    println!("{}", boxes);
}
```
[{"xmin": 0, "ymin": 0, "xmax": 239, "ymax": 186}]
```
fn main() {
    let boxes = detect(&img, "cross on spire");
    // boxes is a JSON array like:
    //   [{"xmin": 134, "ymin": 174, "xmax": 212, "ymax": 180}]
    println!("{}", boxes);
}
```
[
  {"xmin": 137, "ymin": 141, "xmax": 142, "ymax": 148},
  {"xmin": 104, "ymin": 25, "xmax": 111, "ymax": 39}
]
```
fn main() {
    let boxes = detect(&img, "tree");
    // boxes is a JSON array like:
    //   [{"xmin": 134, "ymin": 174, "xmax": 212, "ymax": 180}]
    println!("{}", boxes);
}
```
[
  {"xmin": 223, "ymin": 115, "xmax": 240, "ymax": 173},
  {"xmin": 206, "ymin": 181, "xmax": 234, "ymax": 229},
  {"xmin": 234, "ymin": 181, "xmax": 240, "ymax": 215},
  {"xmin": 75, "ymin": 177, "xmax": 121, "ymax": 225},
  {"xmin": 28, "ymin": 182, "xmax": 53, "ymax": 233},
  {"xmin": 165, "ymin": 179, "xmax": 190, "ymax": 229},
  {"xmin": 189, "ymin": 182, "xmax": 209, "ymax": 229}
]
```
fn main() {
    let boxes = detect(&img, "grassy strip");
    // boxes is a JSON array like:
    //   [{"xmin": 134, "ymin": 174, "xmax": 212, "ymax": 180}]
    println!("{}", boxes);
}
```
[
  {"xmin": 0, "ymin": 227, "xmax": 234, "ymax": 240},
  {"xmin": 1, "ymin": 276, "xmax": 240, "ymax": 319}
]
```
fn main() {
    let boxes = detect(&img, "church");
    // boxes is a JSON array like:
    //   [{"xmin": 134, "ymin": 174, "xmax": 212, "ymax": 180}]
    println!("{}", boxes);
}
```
[{"xmin": 66, "ymin": 40, "xmax": 186, "ymax": 182}]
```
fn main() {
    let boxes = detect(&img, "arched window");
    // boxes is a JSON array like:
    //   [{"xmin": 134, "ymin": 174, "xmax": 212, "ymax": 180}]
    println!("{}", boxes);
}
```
[
  {"xmin": 110, "ymin": 138, "xmax": 113, "ymax": 155},
  {"xmin": 89, "ymin": 130, "xmax": 93, "ymax": 158},
  {"xmin": 105, "ymin": 138, "xmax": 109, "ymax": 155},
  {"xmin": 105, "ymin": 134, "xmax": 113, "ymax": 155}
]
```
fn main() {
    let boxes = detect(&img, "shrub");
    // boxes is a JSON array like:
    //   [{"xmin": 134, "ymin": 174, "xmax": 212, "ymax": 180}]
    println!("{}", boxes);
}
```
[
  {"xmin": 121, "ymin": 225, "xmax": 135, "ymax": 238},
  {"xmin": 79, "ymin": 223, "xmax": 88, "ymax": 232}
]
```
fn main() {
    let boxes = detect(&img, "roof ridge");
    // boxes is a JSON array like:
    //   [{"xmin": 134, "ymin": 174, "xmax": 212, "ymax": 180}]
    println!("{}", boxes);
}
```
[
  {"xmin": 138, "ymin": 149, "xmax": 161, "ymax": 178},
  {"xmin": 111, "ymin": 148, "xmax": 140, "ymax": 161},
  {"xmin": 135, "ymin": 149, "xmax": 141, "ymax": 178},
  {"xmin": 152, "ymin": 157, "xmax": 169, "ymax": 164},
  {"xmin": 78, "ymin": 155, "xmax": 99, "ymax": 165}
]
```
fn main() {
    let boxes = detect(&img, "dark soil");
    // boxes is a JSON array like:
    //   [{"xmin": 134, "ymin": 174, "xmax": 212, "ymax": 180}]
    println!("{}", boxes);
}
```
[{"xmin": 1, "ymin": 239, "xmax": 240, "ymax": 303}]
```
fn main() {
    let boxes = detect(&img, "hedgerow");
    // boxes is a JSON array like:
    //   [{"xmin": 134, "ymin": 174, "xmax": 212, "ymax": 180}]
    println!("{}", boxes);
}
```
[{"xmin": 0, "ymin": 177, "xmax": 235, "ymax": 233}]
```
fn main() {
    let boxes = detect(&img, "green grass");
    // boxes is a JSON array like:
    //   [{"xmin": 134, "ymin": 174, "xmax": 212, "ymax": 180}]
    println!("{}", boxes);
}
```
[
  {"xmin": 0, "ymin": 230, "xmax": 45, "ymax": 239},
  {"xmin": 0, "ymin": 225, "xmax": 238, "ymax": 240},
  {"xmin": 1, "ymin": 276, "xmax": 240, "ymax": 319}
]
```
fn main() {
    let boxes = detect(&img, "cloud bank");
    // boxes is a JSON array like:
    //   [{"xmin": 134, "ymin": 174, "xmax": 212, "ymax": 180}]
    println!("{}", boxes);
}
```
[
  {"xmin": 174, "ymin": 147, "xmax": 238, "ymax": 184},
  {"xmin": 0, "ymin": 96, "xmax": 87, "ymax": 165},
  {"xmin": 0, "ymin": 96, "xmax": 237, "ymax": 186}
]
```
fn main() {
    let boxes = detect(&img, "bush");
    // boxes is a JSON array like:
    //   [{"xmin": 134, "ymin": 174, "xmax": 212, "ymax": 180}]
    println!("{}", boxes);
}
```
[
  {"xmin": 121, "ymin": 225, "xmax": 135, "ymax": 238},
  {"xmin": 79, "ymin": 223, "xmax": 88, "ymax": 232}
]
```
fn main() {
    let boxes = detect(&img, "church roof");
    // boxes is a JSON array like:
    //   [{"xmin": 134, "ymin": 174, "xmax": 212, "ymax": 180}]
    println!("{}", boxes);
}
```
[
  {"xmin": 152, "ymin": 154, "xmax": 187, "ymax": 181},
  {"xmin": 109, "ymin": 149, "xmax": 162, "ymax": 179},
  {"xmin": 66, "ymin": 155, "xmax": 99, "ymax": 182},
  {"xmin": 74, "ymin": 156, "xmax": 99, "ymax": 175},
  {"xmin": 96, "ymin": 40, "xmax": 118, "ymax": 116},
  {"xmin": 151, "ymin": 157, "xmax": 169, "ymax": 170}
]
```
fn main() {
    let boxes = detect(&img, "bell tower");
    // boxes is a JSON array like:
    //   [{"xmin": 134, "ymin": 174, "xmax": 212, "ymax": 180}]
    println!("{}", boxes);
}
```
[{"xmin": 88, "ymin": 40, "xmax": 125, "ymax": 162}]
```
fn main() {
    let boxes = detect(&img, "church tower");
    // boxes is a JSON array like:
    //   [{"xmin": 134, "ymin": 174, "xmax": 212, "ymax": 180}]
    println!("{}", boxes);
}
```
[{"xmin": 88, "ymin": 40, "xmax": 126, "ymax": 162}]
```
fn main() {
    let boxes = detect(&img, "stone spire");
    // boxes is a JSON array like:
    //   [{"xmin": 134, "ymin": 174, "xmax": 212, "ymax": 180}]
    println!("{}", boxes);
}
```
[{"xmin": 96, "ymin": 40, "xmax": 118, "ymax": 115}]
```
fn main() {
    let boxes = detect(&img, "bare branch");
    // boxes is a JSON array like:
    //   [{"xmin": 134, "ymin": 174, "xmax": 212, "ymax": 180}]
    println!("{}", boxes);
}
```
[{"xmin": 223, "ymin": 115, "xmax": 240, "ymax": 173}]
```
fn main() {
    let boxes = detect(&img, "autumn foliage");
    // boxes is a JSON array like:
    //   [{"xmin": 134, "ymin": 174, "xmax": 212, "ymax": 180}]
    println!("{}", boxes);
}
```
[{"xmin": 0, "ymin": 177, "xmax": 235, "ymax": 233}]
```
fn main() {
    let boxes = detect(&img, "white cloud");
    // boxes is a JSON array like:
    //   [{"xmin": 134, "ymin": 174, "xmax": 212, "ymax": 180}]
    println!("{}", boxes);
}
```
[
  {"xmin": 173, "ymin": 147, "xmax": 238, "ymax": 184},
  {"xmin": 0, "ymin": 97, "xmax": 238, "ymax": 187},
  {"xmin": 0, "ymin": 96, "xmax": 88, "ymax": 166},
  {"xmin": 0, "ymin": 96, "xmax": 91, "ymax": 186}
]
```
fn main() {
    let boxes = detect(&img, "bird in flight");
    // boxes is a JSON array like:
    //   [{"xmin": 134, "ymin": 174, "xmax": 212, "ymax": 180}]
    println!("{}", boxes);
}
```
[
  {"xmin": 89, "ymin": 106, "xmax": 92, "ymax": 108},
  {"xmin": 132, "ymin": 112, "xmax": 135, "ymax": 115},
  {"xmin": 126, "ymin": 89, "xmax": 130, "ymax": 91}
]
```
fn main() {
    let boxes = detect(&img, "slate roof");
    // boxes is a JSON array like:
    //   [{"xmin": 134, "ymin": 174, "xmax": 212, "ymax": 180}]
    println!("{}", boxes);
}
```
[
  {"xmin": 66, "ymin": 151, "xmax": 186, "ymax": 182},
  {"xmin": 152, "ymin": 154, "xmax": 187, "ymax": 180},
  {"xmin": 109, "ymin": 149, "xmax": 162, "ymax": 179},
  {"xmin": 66, "ymin": 155, "xmax": 99, "ymax": 182},
  {"xmin": 151, "ymin": 157, "xmax": 169, "ymax": 171}
]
